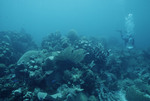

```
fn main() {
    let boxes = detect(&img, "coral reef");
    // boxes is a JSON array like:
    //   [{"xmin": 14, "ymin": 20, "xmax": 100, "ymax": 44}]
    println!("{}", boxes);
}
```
[
  {"xmin": 0, "ymin": 31, "xmax": 37, "ymax": 66},
  {"xmin": 0, "ymin": 30, "xmax": 150, "ymax": 101},
  {"xmin": 67, "ymin": 29, "xmax": 79, "ymax": 43}
]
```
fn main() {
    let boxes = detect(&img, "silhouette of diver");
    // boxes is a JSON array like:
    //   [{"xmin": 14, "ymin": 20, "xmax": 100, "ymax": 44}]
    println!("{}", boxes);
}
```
[{"xmin": 117, "ymin": 30, "xmax": 134, "ymax": 49}]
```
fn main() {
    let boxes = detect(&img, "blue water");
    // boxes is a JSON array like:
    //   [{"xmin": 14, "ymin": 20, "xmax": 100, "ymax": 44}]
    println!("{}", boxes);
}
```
[{"xmin": 0, "ymin": 0, "xmax": 150, "ymax": 48}]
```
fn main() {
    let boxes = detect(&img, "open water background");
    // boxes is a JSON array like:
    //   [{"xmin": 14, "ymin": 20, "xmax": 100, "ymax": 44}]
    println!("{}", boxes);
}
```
[{"xmin": 0, "ymin": 0, "xmax": 150, "ymax": 49}]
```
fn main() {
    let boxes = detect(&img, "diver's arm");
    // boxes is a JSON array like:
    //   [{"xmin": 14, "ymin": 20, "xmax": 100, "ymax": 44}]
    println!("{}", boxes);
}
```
[{"xmin": 116, "ymin": 30, "xmax": 124, "ymax": 39}]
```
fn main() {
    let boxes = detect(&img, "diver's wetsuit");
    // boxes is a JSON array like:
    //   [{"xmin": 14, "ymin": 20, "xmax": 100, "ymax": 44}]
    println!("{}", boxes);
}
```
[{"xmin": 120, "ymin": 31, "xmax": 134, "ymax": 49}]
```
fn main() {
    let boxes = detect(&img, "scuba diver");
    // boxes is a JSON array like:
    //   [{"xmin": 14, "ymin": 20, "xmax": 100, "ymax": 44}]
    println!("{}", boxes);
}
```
[
  {"xmin": 117, "ymin": 30, "xmax": 134, "ymax": 49},
  {"xmin": 117, "ymin": 13, "xmax": 135, "ymax": 49}
]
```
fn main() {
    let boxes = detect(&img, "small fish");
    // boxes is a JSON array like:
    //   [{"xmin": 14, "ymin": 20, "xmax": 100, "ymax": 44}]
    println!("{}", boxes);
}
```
[
  {"xmin": 12, "ymin": 79, "xmax": 19, "ymax": 83},
  {"xmin": 51, "ymin": 80, "xmax": 56, "ymax": 83}
]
